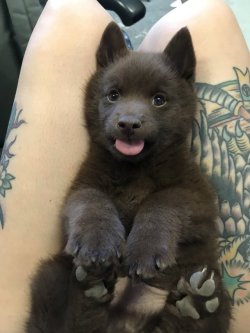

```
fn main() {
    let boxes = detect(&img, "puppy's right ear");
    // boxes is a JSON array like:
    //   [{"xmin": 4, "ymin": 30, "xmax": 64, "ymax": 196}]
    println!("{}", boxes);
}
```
[
  {"xmin": 163, "ymin": 27, "xmax": 196, "ymax": 82},
  {"xmin": 96, "ymin": 22, "xmax": 129, "ymax": 68}
]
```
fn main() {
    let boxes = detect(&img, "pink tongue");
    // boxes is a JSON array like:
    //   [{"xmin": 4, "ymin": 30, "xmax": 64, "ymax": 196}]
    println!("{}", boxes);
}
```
[{"xmin": 115, "ymin": 139, "xmax": 144, "ymax": 156}]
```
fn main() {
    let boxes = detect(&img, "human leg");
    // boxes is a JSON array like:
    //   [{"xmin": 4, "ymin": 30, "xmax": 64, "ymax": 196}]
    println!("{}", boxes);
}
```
[
  {"xmin": 139, "ymin": 0, "xmax": 249, "ymax": 82},
  {"xmin": 139, "ymin": 1, "xmax": 250, "ymax": 332},
  {"xmin": 0, "ymin": 1, "xmax": 111, "ymax": 331}
]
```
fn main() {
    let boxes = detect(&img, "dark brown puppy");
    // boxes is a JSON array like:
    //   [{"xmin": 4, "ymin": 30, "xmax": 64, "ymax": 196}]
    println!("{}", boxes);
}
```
[{"xmin": 26, "ymin": 23, "xmax": 231, "ymax": 333}]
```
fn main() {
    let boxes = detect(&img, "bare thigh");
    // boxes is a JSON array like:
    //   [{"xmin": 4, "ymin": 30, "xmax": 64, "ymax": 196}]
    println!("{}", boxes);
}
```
[
  {"xmin": 139, "ymin": 1, "xmax": 250, "ymax": 332},
  {"xmin": 0, "ymin": 1, "xmax": 111, "ymax": 331}
]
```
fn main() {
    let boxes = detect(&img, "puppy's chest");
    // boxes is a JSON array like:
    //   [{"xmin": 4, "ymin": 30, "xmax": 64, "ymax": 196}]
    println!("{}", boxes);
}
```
[{"xmin": 109, "ymin": 176, "xmax": 155, "ymax": 226}]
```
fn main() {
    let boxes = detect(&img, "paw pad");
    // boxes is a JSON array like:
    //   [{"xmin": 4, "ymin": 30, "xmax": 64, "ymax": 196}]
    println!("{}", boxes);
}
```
[
  {"xmin": 205, "ymin": 297, "xmax": 219, "ymax": 313},
  {"xmin": 189, "ymin": 267, "xmax": 215, "ymax": 297},
  {"xmin": 84, "ymin": 282, "xmax": 108, "ymax": 299},
  {"xmin": 175, "ymin": 267, "xmax": 220, "ymax": 319},
  {"xmin": 176, "ymin": 296, "xmax": 200, "ymax": 319},
  {"xmin": 75, "ymin": 266, "xmax": 87, "ymax": 282}
]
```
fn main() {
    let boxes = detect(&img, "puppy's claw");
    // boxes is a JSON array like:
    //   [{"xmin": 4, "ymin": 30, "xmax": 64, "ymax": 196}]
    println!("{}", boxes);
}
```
[
  {"xmin": 176, "ymin": 295, "xmax": 200, "ymax": 319},
  {"xmin": 84, "ymin": 282, "xmax": 108, "ymax": 299},
  {"xmin": 177, "ymin": 277, "xmax": 190, "ymax": 294},
  {"xmin": 155, "ymin": 257, "xmax": 167, "ymax": 271},
  {"xmin": 189, "ymin": 267, "xmax": 207, "ymax": 290},
  {"xmin": 73, "ymin": 244, "xmax": 80, "ymax": 256},
  {"xmin": 205, "ymin": 297, "xmax": 219, "ymax": 313},
  {"xmin": 116, "ymin": 249, "xmax": 122, "ymax": 259},
  {"xmin": 155, "ymin": 257, "xmax": 161, "ymax": 269},
  {"xmin": 91, "ymin": 256, "xmax": 97, "ymax": 263},
  {"xmin": 75, "ymin": 266, "xmax": 87, "ymax": 282}
]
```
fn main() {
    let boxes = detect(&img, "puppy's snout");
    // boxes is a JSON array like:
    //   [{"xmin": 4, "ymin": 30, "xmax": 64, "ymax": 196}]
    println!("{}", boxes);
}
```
[{"xmin": 117, "ymin": 116, "xmax": 142, "ymax": 131}]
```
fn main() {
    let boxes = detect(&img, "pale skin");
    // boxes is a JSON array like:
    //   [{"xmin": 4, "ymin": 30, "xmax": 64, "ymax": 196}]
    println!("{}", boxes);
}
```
[{"xmin": 0, "ymin": 0, "xmax": 249, "ymax": 332}]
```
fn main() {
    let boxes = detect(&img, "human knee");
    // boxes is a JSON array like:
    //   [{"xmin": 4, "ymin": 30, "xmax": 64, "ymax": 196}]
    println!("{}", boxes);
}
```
[
  {"xmin": 44, "ymin": 0, "xmax": 111, "ymax": 26},
  {"xmin": 139, "ymin": 0, "xmax": 240, "ymax": 53},
  {"xmin": 188, "ymin": 0, "xmax": 239, "ymax": 28}
]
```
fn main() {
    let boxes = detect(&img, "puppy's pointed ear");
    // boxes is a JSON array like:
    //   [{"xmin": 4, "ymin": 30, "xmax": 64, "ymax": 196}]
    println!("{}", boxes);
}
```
[
  {"xmin": 96, "ymin": 22, "xmax": 129, "ymax": 68},
  {"xmin": 164, "ymin": 27, "xmax": 196, "ymax": 82}
]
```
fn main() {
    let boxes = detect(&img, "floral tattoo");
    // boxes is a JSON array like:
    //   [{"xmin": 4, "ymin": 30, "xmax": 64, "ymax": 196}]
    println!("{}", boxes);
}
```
[{"xmin": 0, "ymin": 103, "xmax": 26, "ymax": 228}]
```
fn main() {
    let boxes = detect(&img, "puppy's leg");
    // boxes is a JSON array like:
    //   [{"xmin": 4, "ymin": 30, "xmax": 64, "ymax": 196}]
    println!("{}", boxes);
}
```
[
  {"xmin": 155, "ymin": 300, "xmax": 231, "ymax": 333},
  {"xmin": 107, "ymin": 278, "xmax": 168, "ymax": 333},
  {"xmin": 26, "ymin": 254, "xmax": 73, "ymax": 332},
  {"xmin": 151, "ymin": 266, "xmax": 231, "ymax": 333},
  {"xmin": 64, "ymin": 264, "xmax": 117, "ymax": 333},
  {"xmin": 63, "ymin": 189, "xmax": 125, "ymax": 276},
  {"xmin": 26, "ymin": 254, "xmax": 114, "ymax": 333}
]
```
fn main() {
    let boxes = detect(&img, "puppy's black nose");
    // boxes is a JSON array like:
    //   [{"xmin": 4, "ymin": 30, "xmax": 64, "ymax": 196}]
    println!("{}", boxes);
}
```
[{"xmin": 117, "ymin": 116, "xmax": 142, "ymax": 130}]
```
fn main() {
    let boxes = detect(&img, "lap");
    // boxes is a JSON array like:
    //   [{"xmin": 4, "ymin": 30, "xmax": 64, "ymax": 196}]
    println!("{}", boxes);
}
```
[{"xmin": 1, "ymin": 0, "xmax": 249, "ymax": 331}]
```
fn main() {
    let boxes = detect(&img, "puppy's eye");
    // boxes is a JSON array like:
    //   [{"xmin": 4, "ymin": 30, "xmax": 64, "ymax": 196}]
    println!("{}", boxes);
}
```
[
  {"xmin": 107, "ymin": 89, "xmax": 120, "ymax": 103},
  {"xmin": 152, "ymin": 94, "xmax": 167, "ymax": 107}
]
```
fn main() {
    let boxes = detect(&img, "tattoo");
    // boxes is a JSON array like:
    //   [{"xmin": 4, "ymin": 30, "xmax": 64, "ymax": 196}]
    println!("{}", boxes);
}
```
[
  {"xmin": 0, "ymin": 103, "xmax": 26, "ymax": 228},
  {"xmin": 192, "ymin": 67, "xmax": 250, "ymax": 306}
]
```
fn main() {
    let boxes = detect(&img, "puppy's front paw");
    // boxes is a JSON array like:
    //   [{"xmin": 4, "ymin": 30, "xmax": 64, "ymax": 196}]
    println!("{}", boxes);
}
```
[
  {"xmin": 65, "ymin": 220, "xmax": 125, "ymax": 272},
  {"xmin": 175, "ymin": 267, "xmax": 220, "ymax": 319},
  {"xmin": 124, "ymin": 242, "xmax": 175, "ymax": 280}
]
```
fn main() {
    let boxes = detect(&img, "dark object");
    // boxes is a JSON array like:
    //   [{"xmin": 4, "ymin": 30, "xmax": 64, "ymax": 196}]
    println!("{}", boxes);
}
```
[
  {"xmin": 26, "ymin": 23, "xmax": 231, "ymax": 333},
  {"xmin": 38, "ymin": 0, "xmax": 46, "ymax": 6},
  {"xmin": 99, "ymin": 0, "xmax": 146, "ymax": 26}
]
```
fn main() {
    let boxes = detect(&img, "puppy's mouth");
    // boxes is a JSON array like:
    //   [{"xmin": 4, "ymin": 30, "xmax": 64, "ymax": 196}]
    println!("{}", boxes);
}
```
[{"xmin": 114, "ymin": 139, "xmax": 145, "ymax": 156}]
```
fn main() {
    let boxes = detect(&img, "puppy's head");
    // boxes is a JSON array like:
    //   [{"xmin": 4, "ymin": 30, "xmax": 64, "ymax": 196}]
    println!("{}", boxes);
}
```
[{"xmin": 85, "ymin": 22, "xmax": 196, "ymax": 162}]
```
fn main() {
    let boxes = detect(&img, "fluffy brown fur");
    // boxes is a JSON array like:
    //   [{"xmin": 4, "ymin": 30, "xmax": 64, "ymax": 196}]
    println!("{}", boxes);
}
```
[{"xmin": 26, "ymin": 23, "xmax": 231, "ymax": 333}]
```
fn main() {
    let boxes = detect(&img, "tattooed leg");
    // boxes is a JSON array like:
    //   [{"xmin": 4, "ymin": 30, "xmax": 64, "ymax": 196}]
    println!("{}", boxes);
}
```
[
  {"xmin": 0, "ymin": 1, "xmax": 112, "ymax": 331},
  {"xmin": 139, "ymin": 0, "xmax": 250, "ymax": 332},
  {"xmin": 193, "ymin": 73, "xmax": 250, "ymax": 312}
]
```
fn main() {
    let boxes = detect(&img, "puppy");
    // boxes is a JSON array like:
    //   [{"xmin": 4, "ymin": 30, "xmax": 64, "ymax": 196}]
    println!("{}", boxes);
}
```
[{"xmin": 26, "ymin": 23, "xmax": 231, "ymax": 333}]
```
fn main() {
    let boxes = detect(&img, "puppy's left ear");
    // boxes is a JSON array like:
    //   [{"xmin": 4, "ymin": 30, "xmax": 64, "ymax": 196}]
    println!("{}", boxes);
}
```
[
  {"xmin": 163, "ymin": 27, "xmax": 196, "ymax": 82},
  {"xmin": 96, "ymin": 22, "xmax": 129, "ymax": 68}
]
